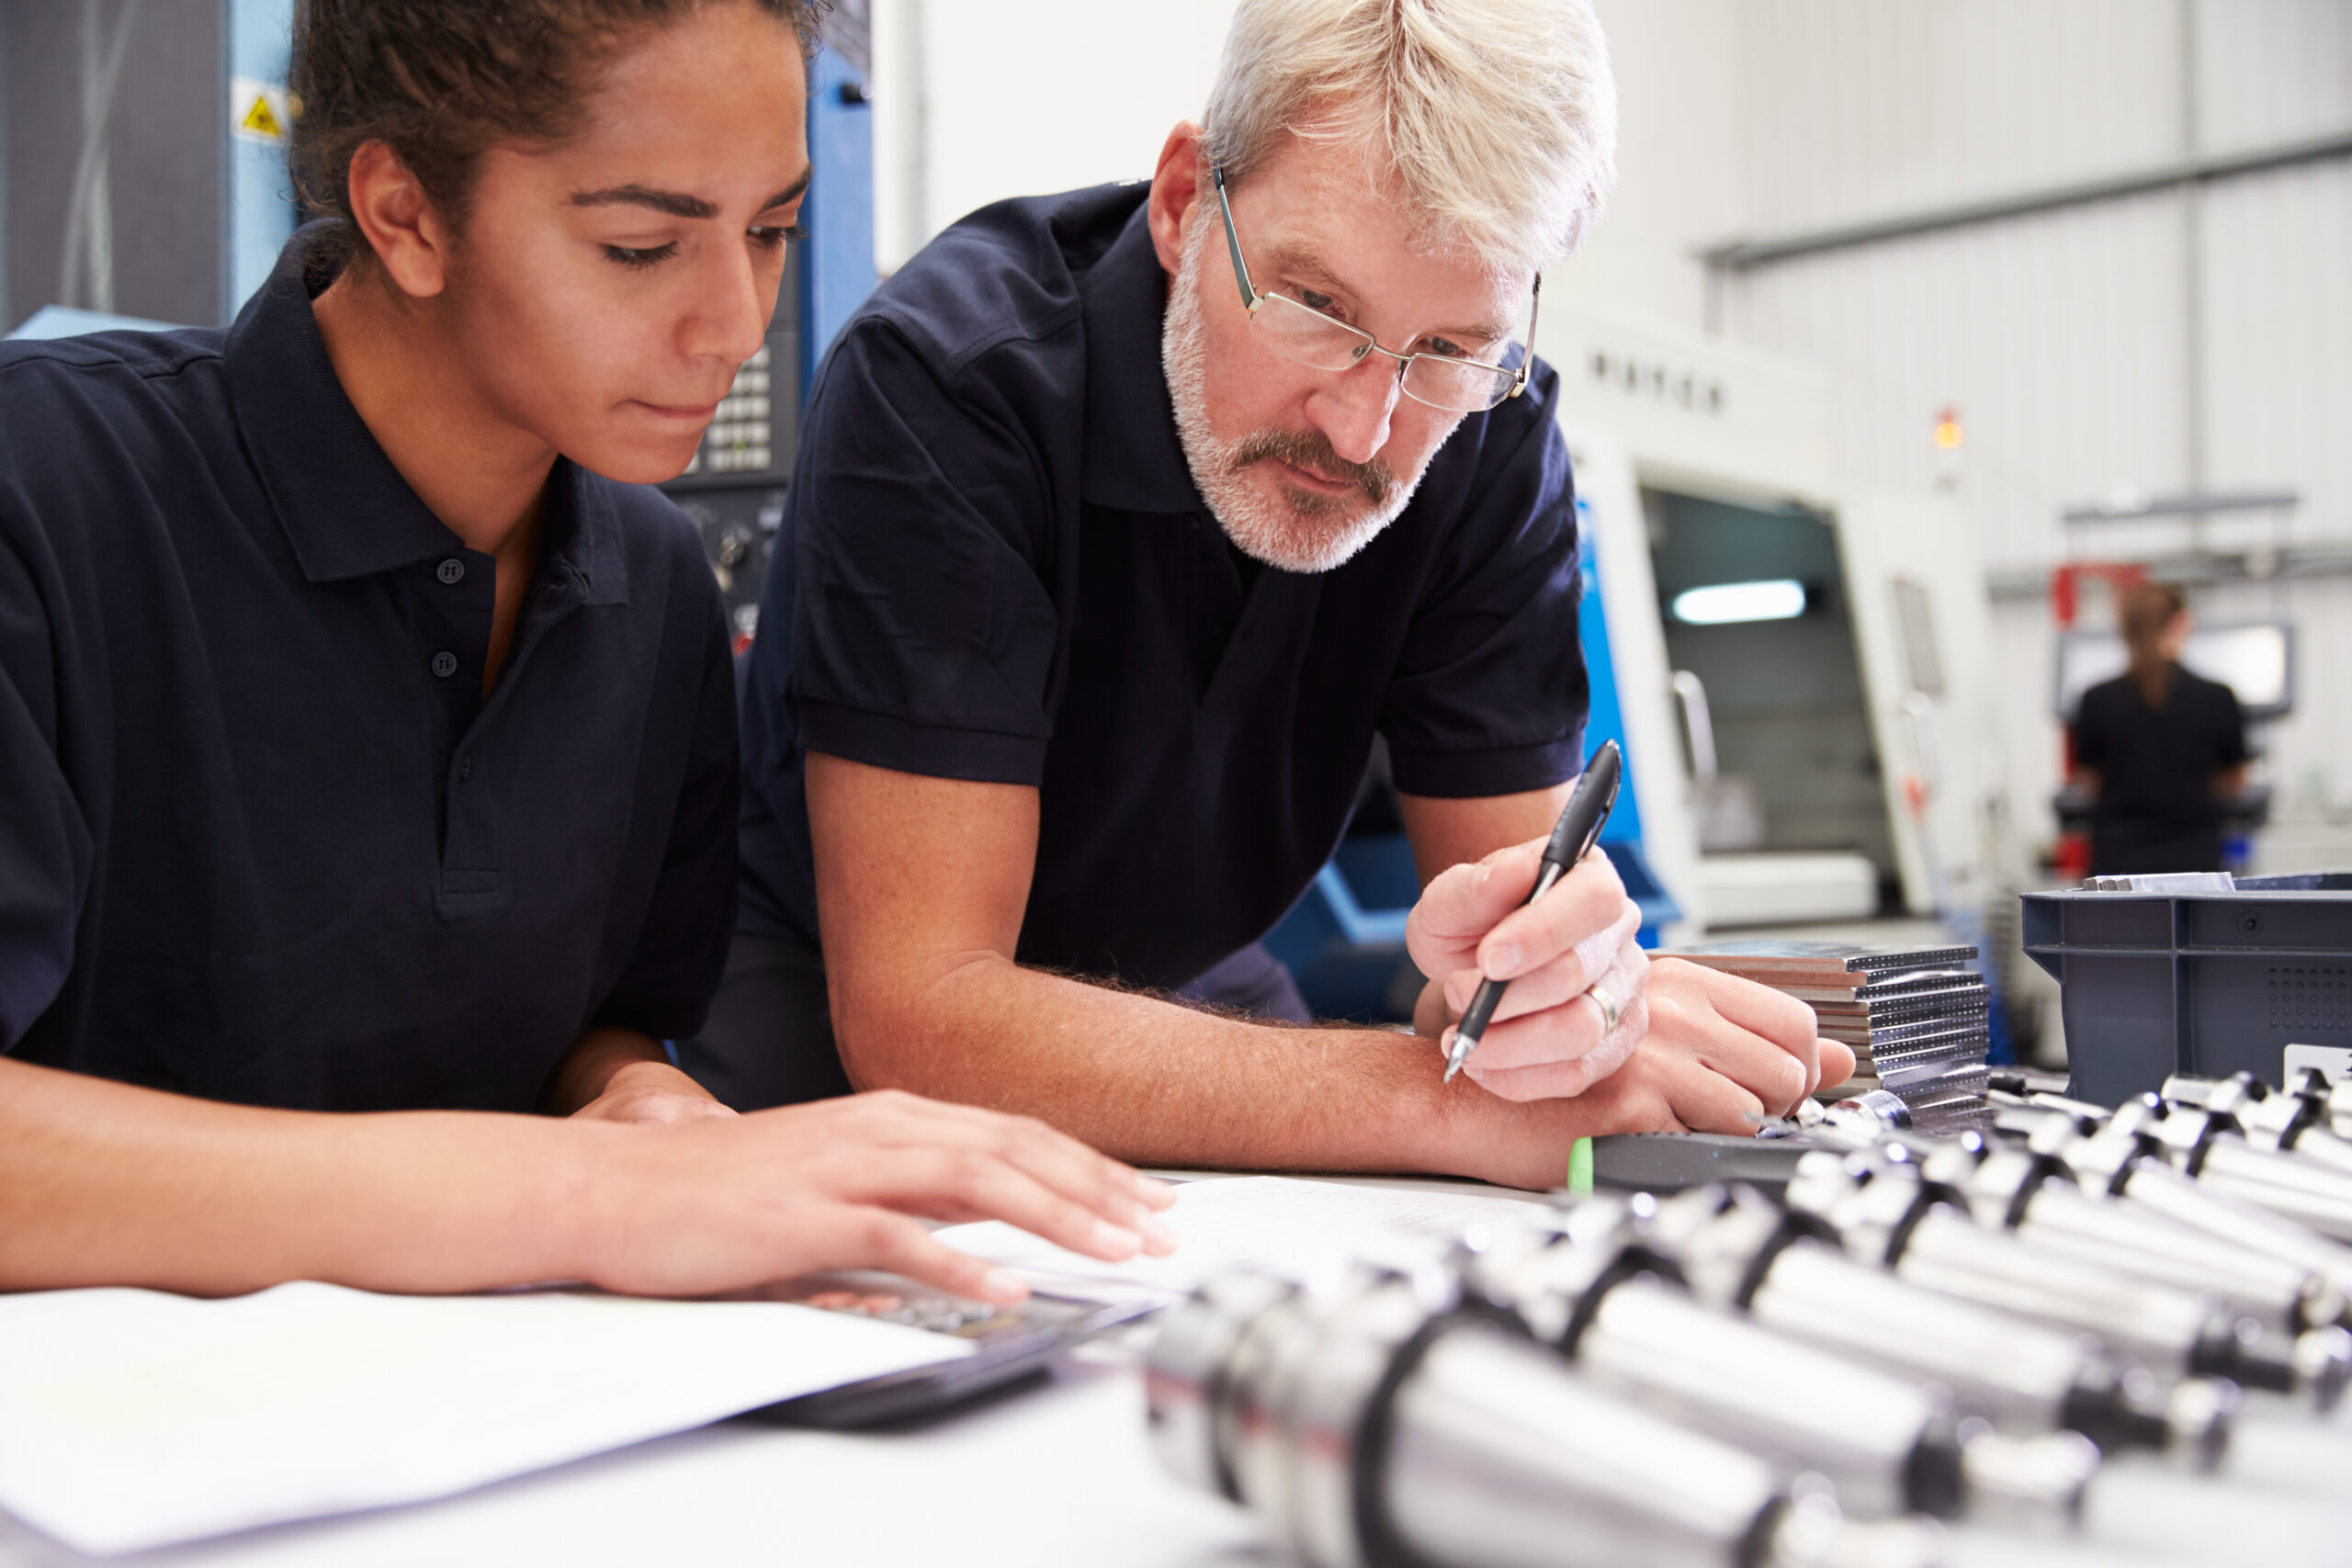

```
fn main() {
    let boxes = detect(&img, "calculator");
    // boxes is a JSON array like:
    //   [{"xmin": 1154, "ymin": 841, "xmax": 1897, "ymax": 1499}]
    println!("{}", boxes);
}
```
[{"xmin": 735, "ymin": 1271, "xmax": 1161, "ymax": 1428}]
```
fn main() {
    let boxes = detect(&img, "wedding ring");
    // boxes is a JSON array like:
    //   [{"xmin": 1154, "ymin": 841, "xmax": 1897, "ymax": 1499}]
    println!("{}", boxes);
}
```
[{"xmin": 1587, "ymin": 983, "xmax": 1622, "ymax": 1035}]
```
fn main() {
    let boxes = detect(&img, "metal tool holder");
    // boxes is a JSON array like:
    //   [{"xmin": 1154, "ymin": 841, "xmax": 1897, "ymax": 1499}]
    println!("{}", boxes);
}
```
[
  {"xmin": 1645, "ymin": 1183, "xmax": 2233, "ymax": 1469},
  {"xmin": 1454, "ymin": 1204, "xmax": 2098, "ymax": 1525},
  {"xmin": 1147, "ymin": 1255, "xmax": 1951, "ymax": 1568},
  {"xmin": 1146, "ymin": 1067, "xmax": 2352, "ymax": 1568}
]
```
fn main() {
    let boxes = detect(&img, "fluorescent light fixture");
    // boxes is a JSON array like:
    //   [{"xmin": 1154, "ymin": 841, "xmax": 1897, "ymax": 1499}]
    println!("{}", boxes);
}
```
[{"xmin": 1672, "ymin": 579, "xmax": 1808, "ymax": 625}]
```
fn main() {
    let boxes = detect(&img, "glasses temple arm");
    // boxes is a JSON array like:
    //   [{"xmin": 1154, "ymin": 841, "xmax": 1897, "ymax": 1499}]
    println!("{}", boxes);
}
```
[
  {"xmin": 1211, "ymin": 165, "xmax": 1259, "ymax": 311},
  {"xmin": 1509, "ymin": 274, "xmax": 1544, "ymax": 398}
]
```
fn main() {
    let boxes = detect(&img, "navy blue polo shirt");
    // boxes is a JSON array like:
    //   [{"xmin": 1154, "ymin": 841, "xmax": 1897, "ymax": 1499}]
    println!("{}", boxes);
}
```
[
  {"xmin": 0, "ymin": 232, "xmax": 738, "ymax": 1112},
  {"xmin": 738, "ymin": 182, "xmax": 1585, "ymax": 990}
]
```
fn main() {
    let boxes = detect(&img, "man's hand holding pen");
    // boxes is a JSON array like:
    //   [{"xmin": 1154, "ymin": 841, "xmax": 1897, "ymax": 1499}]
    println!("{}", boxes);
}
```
[{"xmin": 1406, "ymin": 842, "xmax": 1854, "ymax": 1130}]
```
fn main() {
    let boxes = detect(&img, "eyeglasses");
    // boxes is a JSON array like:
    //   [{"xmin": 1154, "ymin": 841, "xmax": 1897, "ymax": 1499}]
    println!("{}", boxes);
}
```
[{"xmin": 1210, "ymin": 164, "xmax": 1540, "ymax": 414}]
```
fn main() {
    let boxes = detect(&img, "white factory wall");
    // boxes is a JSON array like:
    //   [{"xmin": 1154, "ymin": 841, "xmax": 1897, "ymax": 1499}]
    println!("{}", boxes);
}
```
[
  {"xmin": 1707, "ymin": 0, "xmax": 2352, "ymax": 856},
  {"xmin": 869, "ymin": 0, "xmax": 1241, "ymax": 272}
]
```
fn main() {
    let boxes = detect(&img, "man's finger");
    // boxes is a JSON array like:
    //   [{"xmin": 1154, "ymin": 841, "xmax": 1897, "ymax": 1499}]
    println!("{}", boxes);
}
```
[
  {"xmin": 1463, "ymin": 1016, "xmax": 1643, "ymax": 1102},
  {"xmin": 1409, "ymin": 839, "xmax": 1547, "ymax": 953},
  {"xmin": 1657, "ymin": 1052, "xmax": 1770, "ymax": 1134},
  {"xmin": 1447, "ymin": 996, "xmax": 1605, "ymax": 1075},
  {"xmin": 1816, "ymin": 1039, "xmax": 1858, "ymax": 1090},
  {"xmin": 1682, "ymin": 1011, "xmax": 1812, "ymax": 1117},
  {"xmin": 1476, "ymin": 863, "xmax": 1630, "ymax": 983},
  {"xmin": 1682, "ymin": 962, "xmax": 1819, "ymax": 1048}
]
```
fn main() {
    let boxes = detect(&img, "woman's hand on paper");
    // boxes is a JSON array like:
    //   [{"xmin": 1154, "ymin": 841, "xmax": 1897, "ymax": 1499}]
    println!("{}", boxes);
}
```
[
  {"xmin": 1407, "ymin": 843, "xmax": 1649, "ymax": 1096},
  {"xmin": 583, "ymin": 1089, "xmax": 1177, "ymax": 1304}
]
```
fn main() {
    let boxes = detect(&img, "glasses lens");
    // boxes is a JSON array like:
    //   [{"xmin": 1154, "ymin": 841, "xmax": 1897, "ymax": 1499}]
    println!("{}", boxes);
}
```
[
  {"xmin": 1401, "ymin": 353, "xmax": 1518, "ymax": 412},
  {"xmin": 1250, "ymin": 293, "xmax": 1378, "ymax": 373}
]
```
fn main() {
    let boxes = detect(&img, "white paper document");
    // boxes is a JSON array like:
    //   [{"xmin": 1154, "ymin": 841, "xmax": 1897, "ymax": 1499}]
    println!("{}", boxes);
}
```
[
  {"xmin": 936, "ymin": 1175, "xmax": 1552, "ymax": 1303},
  {"xmin": 0, "ymin": 1281, "xmax": 971, "ymax": 1556}
]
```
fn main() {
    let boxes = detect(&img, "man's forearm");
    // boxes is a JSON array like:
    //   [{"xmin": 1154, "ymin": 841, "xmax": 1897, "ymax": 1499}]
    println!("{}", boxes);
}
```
[
  {"xmin": 0, "ymin": 1057, "xmax": 612, "ymax": 1296},
  {"xmin": 833, "ymin": 956, "xmax": 1596, "ymax": 1186}
]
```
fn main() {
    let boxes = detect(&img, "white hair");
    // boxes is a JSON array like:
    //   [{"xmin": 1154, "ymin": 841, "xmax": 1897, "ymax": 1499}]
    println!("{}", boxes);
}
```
[{"xmin": 1201, "ymin": 0, "xmax": 1619, "ymax": 276}]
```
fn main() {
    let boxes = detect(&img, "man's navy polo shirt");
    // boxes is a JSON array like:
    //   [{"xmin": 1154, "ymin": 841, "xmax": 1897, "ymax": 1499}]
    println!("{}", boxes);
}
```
[
  {"xmin": 0, "ymin": 233, "xmax": 738, "ymax": 1112},
  {"xmin": 738, "ymin": 182, "xmax": 1586, "ymax": 993}
]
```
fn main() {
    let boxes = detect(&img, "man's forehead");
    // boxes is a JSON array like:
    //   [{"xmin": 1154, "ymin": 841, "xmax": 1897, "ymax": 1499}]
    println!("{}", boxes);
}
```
[
  {"xmin": 1242, "ymin": 198, "xmax": 1522, "ymax": 338},
  {"xmin": 1233, "ymin": 134, "xmax": 1527, "ymax": 306}
]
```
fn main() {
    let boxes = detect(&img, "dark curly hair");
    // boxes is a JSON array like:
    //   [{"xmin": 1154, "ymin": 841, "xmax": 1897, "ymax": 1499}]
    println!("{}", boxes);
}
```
[{"xmin": 289, "ymin": 0, "xmax": 823, "ymax": 264}]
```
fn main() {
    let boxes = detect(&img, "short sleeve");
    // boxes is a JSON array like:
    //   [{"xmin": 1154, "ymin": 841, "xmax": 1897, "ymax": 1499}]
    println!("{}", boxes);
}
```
[
  {"xmin": 2208, "ymin": 681, "xmax": 2249, "ymax": 769},
  {"xmin": 0, "ymin": 491, "xmax": 94, "ymax": 1051},
  {"xmin": 2071, "ymin": 686, "xmax": 2109, "ymax": 773},
  {"xmin": 786, "ymin": 319, "xmax": 1063, "ymax": 785},
  {"xmin": 588, "ymin": 584, "xmax": 740, "ymax": 1043},
  {"xmin": 1380, "ymin": 393, "xmax": 1588, "ymax": 798}
]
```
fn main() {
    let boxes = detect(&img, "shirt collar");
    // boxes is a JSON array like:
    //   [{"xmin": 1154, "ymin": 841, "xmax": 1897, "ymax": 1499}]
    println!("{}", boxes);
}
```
[
  {"xmin": 225, "ymin": 225, "xmax": 628, "ymax": 605},
  {"xmin": 1079, "ymin": 199, "xmax": 1209, "ymax": 514}
]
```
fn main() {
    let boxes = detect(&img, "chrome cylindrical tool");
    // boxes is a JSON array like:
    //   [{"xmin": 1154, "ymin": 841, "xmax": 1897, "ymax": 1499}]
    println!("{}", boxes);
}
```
[
  {"xmin": 2055, "ymin": 1118, "xmax": 2352, "ymax": 1313},
  {"xmin": 1146, "ymin": 1260, "xmax": 1947, "ymax": 1568},
  {"xmin": 1645, "ymin": 1183, "xmax": 2233, "ymax": 1470},
  {"xmin": 1462, "ymin": 1204, "xmax": 2098, "ymax": 1523},
  {"xmin": 1786, "ymin": 1151, "xmax": 2348, "ymax": 1411},
  {"xmin": 2129, "ymin": 1099, "xmax": 2352, "ymax": 1245},
  {"xmin": 1921, "ymin": 1137, "xmax": 2349, "ymax": 1336}
]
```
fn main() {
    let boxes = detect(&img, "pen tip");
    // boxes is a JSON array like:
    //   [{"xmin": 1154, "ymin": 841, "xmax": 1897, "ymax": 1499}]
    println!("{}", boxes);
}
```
[{"xmin": 1442, "ymin": 1059, "xmax": 1461, "ymax": 1083}]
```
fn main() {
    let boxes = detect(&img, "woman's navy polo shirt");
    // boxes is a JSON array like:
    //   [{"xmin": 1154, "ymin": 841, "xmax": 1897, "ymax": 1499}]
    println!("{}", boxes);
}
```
[
  {"xmin": 738, "ymin": 183, "xmax": 1587, "ymax": 991},
  {"xmin": 0, "ymin": 234, "xmax": 738, "ymax": 1112}
]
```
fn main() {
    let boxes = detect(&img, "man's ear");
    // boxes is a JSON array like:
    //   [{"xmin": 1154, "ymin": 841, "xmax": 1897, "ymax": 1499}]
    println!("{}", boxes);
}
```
[
  {"xmin": 345, "ymin": 140, "xmax": 456, "ymax": 299},
  {"xmin": 1147, "ymin": 121, "xmax": 1208, "ymax": 276}
]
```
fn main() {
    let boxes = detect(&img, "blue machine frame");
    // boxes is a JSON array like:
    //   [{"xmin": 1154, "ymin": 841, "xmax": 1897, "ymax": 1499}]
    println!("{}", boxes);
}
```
[{"xmin": 1263, "ymin": 496, "xmax": 1680, "ymax": 1020}]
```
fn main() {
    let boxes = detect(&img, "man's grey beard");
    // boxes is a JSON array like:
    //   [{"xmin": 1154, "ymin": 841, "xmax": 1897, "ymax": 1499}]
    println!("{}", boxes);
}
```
[{"xmin": 1161, "ymin": 226, "xmax": 1426, "ymax": 575}]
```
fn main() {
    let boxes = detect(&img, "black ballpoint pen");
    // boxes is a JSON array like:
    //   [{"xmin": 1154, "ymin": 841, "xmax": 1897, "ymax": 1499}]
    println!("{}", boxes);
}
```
[{"xmin": 1442, "ymin": 739, "xmax": 1624, "ymax": 1083}]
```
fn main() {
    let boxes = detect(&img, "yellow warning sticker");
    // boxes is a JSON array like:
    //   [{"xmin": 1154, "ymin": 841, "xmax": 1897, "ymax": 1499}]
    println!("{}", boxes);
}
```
[{"xmin": 230, "ymin": 76, "xmax": 293, "ymax": 144}]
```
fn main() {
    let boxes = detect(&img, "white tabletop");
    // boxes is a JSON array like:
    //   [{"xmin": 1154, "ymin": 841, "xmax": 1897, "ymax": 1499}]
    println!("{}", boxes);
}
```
[{"xmin": 6, "ymin": 1174, "xmax": 2352, "ymax": 1567}]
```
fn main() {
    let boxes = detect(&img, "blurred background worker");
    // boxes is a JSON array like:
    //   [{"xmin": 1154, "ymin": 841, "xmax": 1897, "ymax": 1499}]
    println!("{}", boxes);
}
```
[{"xmin": 2072, "ymin": 583, "xmax": 2250, "ymax": 877}]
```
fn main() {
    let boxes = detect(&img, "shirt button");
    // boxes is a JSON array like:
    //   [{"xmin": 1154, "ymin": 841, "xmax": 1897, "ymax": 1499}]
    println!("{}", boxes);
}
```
[
  {"xmin": 458, "ymin": 753, "xmax": 473, "ymax": 782},
  {"xmin": 436, "ymin": 558, "xmax": 467, "ymax": 584},
  {"xmin": 431, "ymin": 650, "xmax": 458, "ymax": 679}
]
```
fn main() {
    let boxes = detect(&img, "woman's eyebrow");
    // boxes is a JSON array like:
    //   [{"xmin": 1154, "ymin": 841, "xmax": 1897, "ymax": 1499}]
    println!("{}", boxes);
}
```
[
  {"xmin": 569, "ymin": 166, "xmax": 811, "ymax": 220},
  {"xmin": 571, "ymin": 185, "xmax": 718, "ymax": 220}
]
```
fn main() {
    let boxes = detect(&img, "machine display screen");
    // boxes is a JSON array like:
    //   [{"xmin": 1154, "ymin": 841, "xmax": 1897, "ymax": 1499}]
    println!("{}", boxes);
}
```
[{"xmin": 2053, "ymin": 620, "xmax": 2293, "ymax": 720}]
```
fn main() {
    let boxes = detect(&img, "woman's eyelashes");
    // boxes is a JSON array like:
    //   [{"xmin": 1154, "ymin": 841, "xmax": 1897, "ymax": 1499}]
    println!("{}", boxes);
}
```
[
  {"xmin": 604, "ymin": 242, "xmax": 679, "ymax": 269},
  {"xmin": 603, "ymin": 224, "xmax": 802, "ymax": 268}
]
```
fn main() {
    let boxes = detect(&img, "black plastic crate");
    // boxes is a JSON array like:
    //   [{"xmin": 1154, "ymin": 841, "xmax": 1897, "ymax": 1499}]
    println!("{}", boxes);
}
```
[{"xmin": 2021, "ymin": 874, "xmax": 2352, "ymax": 1106}]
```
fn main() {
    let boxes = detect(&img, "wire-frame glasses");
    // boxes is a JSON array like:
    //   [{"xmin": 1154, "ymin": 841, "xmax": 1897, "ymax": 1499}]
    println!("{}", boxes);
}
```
[{"xmin": 1210, "ymin": 164, "xmax": 1540, "ymax": 414}]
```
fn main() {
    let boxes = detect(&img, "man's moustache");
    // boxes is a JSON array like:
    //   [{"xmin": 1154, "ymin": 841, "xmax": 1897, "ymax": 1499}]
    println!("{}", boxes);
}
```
[{"xmin": 1230, "ymin": 430, "xmax": 1395, "ymax": 504}]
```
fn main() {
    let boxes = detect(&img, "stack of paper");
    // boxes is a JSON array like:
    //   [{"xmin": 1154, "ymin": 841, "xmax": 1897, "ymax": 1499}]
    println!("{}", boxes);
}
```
[
  {"xmin": 1665, "ymin": 941, "xmax": 1994, "ymax": 1134},
  {"xmin": 0, "ymin": 1281, "xmax": 969, "ymax": 1555}
]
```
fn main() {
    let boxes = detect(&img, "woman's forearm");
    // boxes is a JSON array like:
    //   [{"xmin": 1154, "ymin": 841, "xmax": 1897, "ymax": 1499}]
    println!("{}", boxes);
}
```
[{"xmin": 0, "ymin": 1055, "xmax": 612, "ymax": 1296}]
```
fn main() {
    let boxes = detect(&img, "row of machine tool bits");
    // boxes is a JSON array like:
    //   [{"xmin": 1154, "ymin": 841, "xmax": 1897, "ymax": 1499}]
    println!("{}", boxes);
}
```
[{"xmin": 1144, "ymin": 1067, "xmax": 2352, "ymax": 1568}]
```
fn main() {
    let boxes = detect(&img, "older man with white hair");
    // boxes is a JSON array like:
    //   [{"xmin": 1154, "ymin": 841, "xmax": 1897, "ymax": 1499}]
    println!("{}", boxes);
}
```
[{"xmin": 700, "ymin": 0, "xmax": 1853, "ymax": 1187}]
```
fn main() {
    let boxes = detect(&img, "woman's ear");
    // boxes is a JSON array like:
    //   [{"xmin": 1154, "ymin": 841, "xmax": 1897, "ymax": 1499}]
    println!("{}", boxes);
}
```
[{"xmin": 345, "ymin": 140, "xmax": 456, "ymax": 299}]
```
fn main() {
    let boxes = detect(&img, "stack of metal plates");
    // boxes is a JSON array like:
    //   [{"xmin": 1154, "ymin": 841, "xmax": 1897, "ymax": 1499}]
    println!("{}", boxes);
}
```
[{"xmin": 1661, "ymin": 942, "xmax": 1991, "ymax": 1133}]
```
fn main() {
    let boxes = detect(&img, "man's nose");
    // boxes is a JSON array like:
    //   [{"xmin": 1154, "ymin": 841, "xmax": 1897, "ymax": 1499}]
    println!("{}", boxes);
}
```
[{"xmin": 1304, "ymin": 354, "xmax": 1400, "ymax": 467}]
